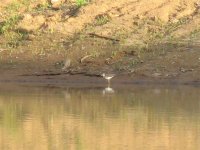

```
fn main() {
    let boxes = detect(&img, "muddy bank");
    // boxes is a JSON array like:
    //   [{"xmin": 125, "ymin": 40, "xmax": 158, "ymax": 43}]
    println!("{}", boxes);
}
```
[
  {"xmin": 0, "ymin": 36, "xmax": 200, "ymax": 85},
  {"xmin": 0, "ymin": 67, "xmax": 199, "ymax": 87}
]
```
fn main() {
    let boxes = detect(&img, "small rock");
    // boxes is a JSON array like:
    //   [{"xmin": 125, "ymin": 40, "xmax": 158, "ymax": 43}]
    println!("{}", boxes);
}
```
[
  {"xmin": 195, "ymin": 1, "xmax": 200, "ymax": 8},
  {"xmin": 150, "ymin": 16, "xmax": 157, "ymax": 21},
  {"xmin": 180, "ymin": 67, "xmax": 194, "ymax": 73},
  {"xmin": 152, "ymin": 72, "xmax": 162, "ymax": 77},
  {"xmin": 27, "ymin": 34, "xmax": 35, "ymax": 40},
  {"xmin": 129, "ymin": 69, "xmax": 135, "ymax": 73},
  {"xmin": 171, "ymin": 61, "xmax": 175, "ymax": 64},
  {"xmin": 180, "ymin": 67, "xmax": 186, "ymax": 73},
  {"xmin": 51, "ymin": 0, "xmax": 60, "ymax": 3},
  {"xmin": 165, "ymin": 73, "xmax": 179, "ymax": 77},
  {"xmin": 81, "ymin": 46, "xmax": 85, "ymax": 50},
  {"xmin": 171, "ymin": 18, "xmax": 179, "ymax": 23},
  {"xmin": 165, "ymin": 74, "xmax": 169, "ymax": 77},
  {"xmin": 50, "ymin": 0, "xmax": 64, "ymax": 9}
]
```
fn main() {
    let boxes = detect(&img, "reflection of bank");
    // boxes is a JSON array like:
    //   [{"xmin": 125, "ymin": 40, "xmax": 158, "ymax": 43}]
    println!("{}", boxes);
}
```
[
  {"xmin": 102, "ymin": 87, "xmax": 115, "ymax": 95},
  {"xmin": 63, "ymin": 90, "xmax": 71, "ymax": 101}
]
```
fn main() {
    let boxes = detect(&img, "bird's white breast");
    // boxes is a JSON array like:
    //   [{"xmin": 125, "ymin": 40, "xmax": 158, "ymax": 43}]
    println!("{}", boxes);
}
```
[{"xmin": 105, "ymin": 77, "xmax": 112, "ymax": 80}]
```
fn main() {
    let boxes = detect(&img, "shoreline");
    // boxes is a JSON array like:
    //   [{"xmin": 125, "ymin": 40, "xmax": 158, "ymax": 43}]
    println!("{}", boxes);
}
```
[{"xmin": 0, "ymin": 73, "xmax": 199, "ymax": 87}]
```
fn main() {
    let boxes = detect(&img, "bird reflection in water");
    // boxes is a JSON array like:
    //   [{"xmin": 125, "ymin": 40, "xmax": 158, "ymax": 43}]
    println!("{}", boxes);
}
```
[{"xmin": 102, "ymin": 86, "xmax": 115, "ymax": 95}]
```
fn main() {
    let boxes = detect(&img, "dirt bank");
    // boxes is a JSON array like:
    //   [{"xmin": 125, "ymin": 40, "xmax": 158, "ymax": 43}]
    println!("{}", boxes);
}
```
[{"xmin": 0, "ymin": 0, "xmax": 200, "ymax": 85}]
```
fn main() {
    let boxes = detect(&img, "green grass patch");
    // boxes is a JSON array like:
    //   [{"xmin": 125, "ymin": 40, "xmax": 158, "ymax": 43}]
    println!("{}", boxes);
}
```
[
  {"xmin": 0, "ymin": 13, "xmax": 23, "ymax": 48},
  {"xmin": 34, "ymin": 2, "xmax": 51, "ymax": 12},
  {"xmin": 144, "ymin": 16, "xmax": 190, "ymax": 43},
  {"xmin": 0, "ymin": 0, "xmax": 34, "ymax": 48},
  {"xmin": 190, "ymin": 28, "xmax": 200, "ymax": 38},
  {"xmin": 0, "ymin": 0, "xmax": 30, "ymax": 34},
  {"xmin": 4, "ymin": 30, "xmax": 28, "ymax": 48},
  {"xmin": 95, "ymin": 14, "xmax": 110, "ymax": 26},
  {"xmin": 76, "ymin": 0, "xmax": 88, "ymax": 7},
  {"xmin": 0, "ymin": 15, "xmax": 21, "ymax": 34}
]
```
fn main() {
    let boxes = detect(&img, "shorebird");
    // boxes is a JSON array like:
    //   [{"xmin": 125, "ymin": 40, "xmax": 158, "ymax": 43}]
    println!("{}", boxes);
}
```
[{"xmin": 102, "ymin": 73, "xmax": 115, "ymax": 86}]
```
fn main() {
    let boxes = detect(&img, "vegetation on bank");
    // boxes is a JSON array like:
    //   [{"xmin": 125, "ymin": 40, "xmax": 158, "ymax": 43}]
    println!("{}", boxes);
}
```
[
  {"xmin": 0, "ymin": 0, "xmax": 200, "ymax": 79},
  {"xmin": 0, "ymin": 0, "xmax": 43, "ymax": 47},
  {"xmin": 76, "ymin": 0, "xmax": 88, "ymax": 7},
  {"xmin": 0, "ymin": 0, "xmax": 200, "ymax": 54},
  {"xmin": 0, "ymin": 0, "xmax": 90, "ymax": 48}
]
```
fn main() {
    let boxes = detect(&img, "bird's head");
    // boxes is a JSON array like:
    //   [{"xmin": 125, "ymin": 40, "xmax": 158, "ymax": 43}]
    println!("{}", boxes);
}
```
[{"xmin": 102, "ymin": 73, "xmax": 105, "ymax": 77}]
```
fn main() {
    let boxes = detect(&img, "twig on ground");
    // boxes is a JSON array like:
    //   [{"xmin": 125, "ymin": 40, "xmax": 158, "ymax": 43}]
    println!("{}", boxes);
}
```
[
  {"xmin": 88, "ymin": 33, "xmax": 120, "ymax": 42},
  {"xmin": 80, "ymin": 54, "xmax": 93, "ymax": 63}
]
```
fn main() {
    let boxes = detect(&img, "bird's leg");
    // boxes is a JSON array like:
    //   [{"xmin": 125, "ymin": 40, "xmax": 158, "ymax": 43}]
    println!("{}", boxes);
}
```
[{"xmin": 108, "ymin": 79, "xmax": 110, "ymax": 87}]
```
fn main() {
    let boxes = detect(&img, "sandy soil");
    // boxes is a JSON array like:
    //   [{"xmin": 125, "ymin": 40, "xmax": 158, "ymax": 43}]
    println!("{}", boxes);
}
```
[{"xmin": 0, "ymin": 0, "xmax": 200, "ymax": 85}]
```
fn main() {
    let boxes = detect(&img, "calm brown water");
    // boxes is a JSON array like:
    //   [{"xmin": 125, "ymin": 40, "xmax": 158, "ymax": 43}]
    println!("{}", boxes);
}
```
[{"xmin": 0, "ymin": 85, "xmax": 200, "ymax": 150}]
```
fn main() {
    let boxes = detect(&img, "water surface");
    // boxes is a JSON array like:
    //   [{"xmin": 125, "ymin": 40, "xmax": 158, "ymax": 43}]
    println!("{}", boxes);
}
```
[{"xmin": 0, "ymin": 85, "xmax": 200, "ymax": 150}]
